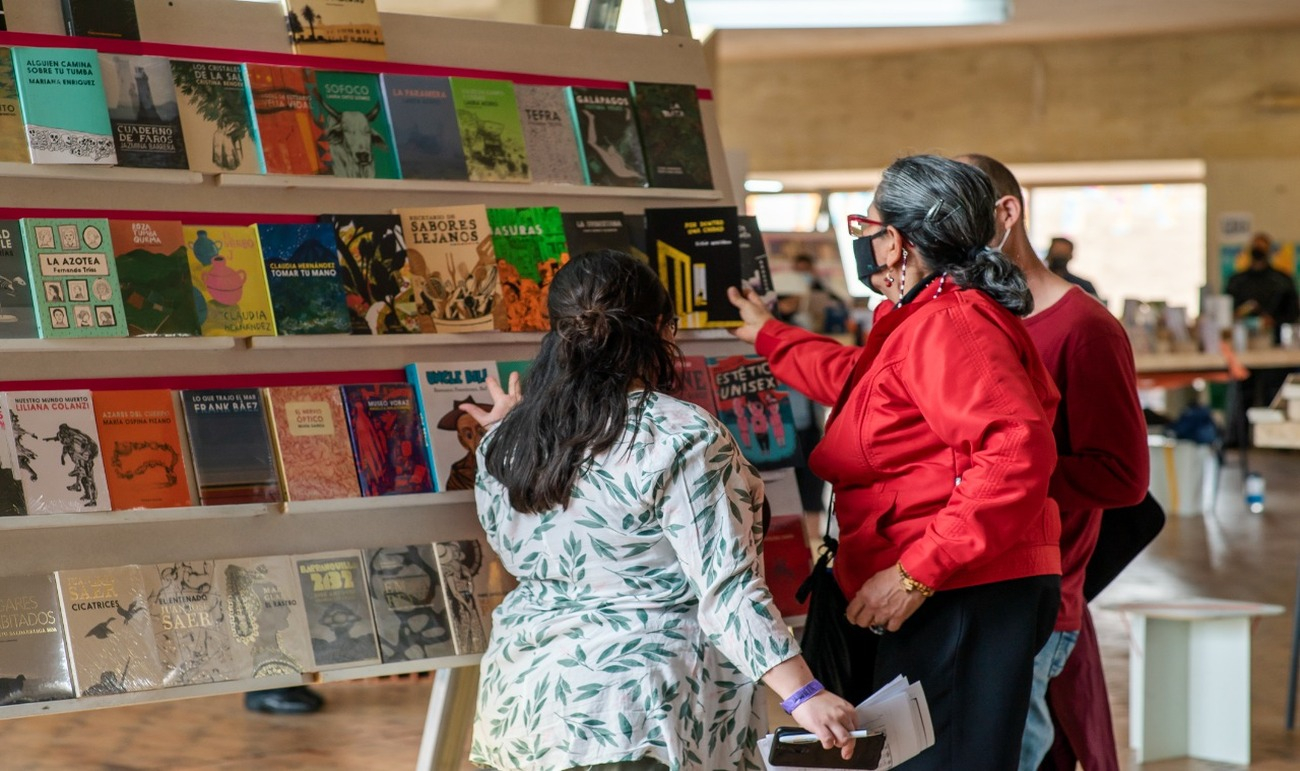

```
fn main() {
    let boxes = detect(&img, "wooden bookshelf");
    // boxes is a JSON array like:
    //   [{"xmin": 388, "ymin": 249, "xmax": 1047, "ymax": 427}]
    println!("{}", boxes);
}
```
[
  {"xmin": 216, "ymin": 173, "xmax": 724, "ymax": 200},
  {"xmin": 0, "ymin": 673, "xmax": 312, "ymax": 721}
]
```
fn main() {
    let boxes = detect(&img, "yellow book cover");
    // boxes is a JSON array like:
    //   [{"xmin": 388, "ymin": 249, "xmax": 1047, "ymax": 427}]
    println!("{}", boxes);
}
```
[
  {"xmin": 183, "ymin": 225, "xmax": 276, "ymax": 337},
  {"xmin": 284, "ymin": 0, "xmax": 386, "ymax": 62}
]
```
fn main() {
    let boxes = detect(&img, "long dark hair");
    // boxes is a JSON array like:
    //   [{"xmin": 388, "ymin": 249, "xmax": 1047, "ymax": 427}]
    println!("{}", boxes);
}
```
[
  {"xmin": 482, "ymin": 250, "xmax": 680, "ymax": 513},
  {"xmin": 874, "ymin": 154, "xmax": 1033, "ymax": 316}
]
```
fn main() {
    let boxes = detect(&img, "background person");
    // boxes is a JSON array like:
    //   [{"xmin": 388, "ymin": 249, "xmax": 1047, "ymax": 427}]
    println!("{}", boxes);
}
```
[{"xmin": 1044, "ymin": 237, "xmax": 1099, "ymax": 298}]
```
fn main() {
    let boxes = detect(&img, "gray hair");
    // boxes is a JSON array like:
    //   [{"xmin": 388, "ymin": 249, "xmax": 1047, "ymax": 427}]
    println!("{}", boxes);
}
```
[{"xmin": 874, "ymin": 155, "xmax": 1033, "ymax": 316}]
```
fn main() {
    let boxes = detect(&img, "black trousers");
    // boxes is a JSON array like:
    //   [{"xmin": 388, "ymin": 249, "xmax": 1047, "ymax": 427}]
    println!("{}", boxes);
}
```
[{"xmin": 852, "ymin": 575, "xmax": 1060, "ymax": 771}]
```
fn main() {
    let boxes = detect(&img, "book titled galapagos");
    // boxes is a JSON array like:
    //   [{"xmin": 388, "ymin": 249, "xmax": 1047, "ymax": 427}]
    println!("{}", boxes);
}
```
[{"xmin": 567, "ymin": 86, "xmax": 647, "ymax": 187}]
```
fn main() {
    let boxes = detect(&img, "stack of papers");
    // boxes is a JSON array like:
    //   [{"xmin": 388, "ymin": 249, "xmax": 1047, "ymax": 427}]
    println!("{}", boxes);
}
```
[{"xmin": 759, "ymin": 676, "xmax": 935, "ymax": 770}]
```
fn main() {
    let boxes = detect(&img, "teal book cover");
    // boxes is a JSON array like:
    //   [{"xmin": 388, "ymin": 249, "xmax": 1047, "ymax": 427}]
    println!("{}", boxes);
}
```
[
  {"xmin": 310, "ymin": 70, "xmax": 399, "ymax": 180},
  {"xmin": 0, "ymin": 219, "xmax": 36, "ymax": 339},
  {"xmin": 257, "ymin": 223, "xmax": 351, "ymax": 335},
  {"xmin": 450, "ymin": 77, "xmax": 529, "ymax": 183},
  {"xmin": 11, "ymin": 47, "xmax": 116, "ymax": 165},
  {"xmin": 631, "ymin": 82, "xmax": 712, "ymax": 190},
  {"xmin": 566, "ymin": 86, "xmax": 647, "ymax": 188},
  {"xmin": 487, "ymin": 206, "xmax": 569, "ymax": 332},
  {"xmin": 20, "ymin": 218, "xmax": 128, "ymax": 338}
]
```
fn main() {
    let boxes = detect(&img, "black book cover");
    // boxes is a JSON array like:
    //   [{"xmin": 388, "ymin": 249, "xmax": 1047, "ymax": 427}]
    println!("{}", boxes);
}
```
[
  {"xmin": 179, "ymin": 389, "xmax": 281, "ymax": 505},
  {"xmin": 631, "ymin": 82, "xmax": 712, "ymax": 190},
  {"xmin": 737, "ymin": 215, "xmax": 775, "ymax": 300},
  {"xmin": 645, "ymin": 207, "xmax": 743, "ymax": 329},
  {"xmin": 567, "ymin": 87, "xmax": 647, "ymax": 188},
  {"xmin": 560, "ymin": 211, "xmax": 633, "ymax": 258},
  {"xmin": 62, "ymin": 0, "xmax": 140, "ymax": 40}
]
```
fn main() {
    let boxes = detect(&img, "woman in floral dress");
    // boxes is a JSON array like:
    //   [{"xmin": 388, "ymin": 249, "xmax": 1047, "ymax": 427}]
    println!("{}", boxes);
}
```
[{"xmin": 464, "ymin": 251, "xmax": 858, "ymax": 771}]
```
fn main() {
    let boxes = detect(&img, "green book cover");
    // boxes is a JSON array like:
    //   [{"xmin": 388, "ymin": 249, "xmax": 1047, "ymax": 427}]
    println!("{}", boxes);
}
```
[
  {"xmin": 449, "ymin": 77, "xmax": 529, "ymax": 183},
  {"xmin": 0, "ymin": 49, "xmax": 30, "ymax": 163},
  {"xmin": 11, "ymin": 47, "xmax": 116, "ymax": 165},
  {"xmin": 310, "ymin": 70, "xmax": 399, "ymax": 180},
  {"xmin": 631, "ymin": 82, "xmax": 712, "ymax": 190},
  {"xmin": 21, "ymin": 218, "xmax": 128, "ymax": 338},
  {"xmin": 567, "ymin": 86, "xmax": 647, "ymax": 188},
  {"xmin": 487, "ymin": 207, "xmax": 569, "ymax": 332},
  {"xmin": 108, "ymin": 219, "xmax": 200, "ymax": 337}
]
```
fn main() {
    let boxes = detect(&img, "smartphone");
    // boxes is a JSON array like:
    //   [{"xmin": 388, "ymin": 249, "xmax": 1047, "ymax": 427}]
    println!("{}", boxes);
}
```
[{"xmin": 767, "ymin": 726, "xmax": 886, "ymax": 769}]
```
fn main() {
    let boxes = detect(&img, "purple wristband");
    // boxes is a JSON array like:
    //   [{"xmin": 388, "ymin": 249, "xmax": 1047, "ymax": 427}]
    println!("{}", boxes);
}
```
[{"xmin": 781, "ymin": 679, "xmax": 825, "ymax": 714}]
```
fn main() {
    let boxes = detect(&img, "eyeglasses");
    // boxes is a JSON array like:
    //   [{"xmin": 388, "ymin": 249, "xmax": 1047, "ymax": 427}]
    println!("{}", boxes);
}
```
[{"xmin": 847, "ymin": 214, "xmax": 887, "ymax": 238}]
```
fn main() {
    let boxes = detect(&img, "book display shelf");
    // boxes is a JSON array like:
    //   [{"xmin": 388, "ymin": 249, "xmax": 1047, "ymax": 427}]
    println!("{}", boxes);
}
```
[{"xmin": 0, "ymin": 4, "xmax": 745, "ymax": 769}]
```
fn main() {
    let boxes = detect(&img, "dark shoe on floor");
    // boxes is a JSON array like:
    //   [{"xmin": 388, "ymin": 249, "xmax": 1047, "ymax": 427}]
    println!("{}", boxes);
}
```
[{"xmin": 244, "ymin": 686, "xmax": 324, "ymax": 714}]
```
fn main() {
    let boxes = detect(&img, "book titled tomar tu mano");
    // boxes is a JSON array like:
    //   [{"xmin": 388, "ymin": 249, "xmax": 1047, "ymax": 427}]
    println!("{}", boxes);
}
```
[{"xmin": 256, "ymin": 223, "xmax": 350, "ymax": 335}]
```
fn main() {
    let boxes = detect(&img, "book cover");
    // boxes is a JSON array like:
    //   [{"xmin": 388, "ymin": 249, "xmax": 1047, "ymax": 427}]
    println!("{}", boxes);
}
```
[
  {"xmin": 364, "ymin": 544, "xmax": 455, "ymax": 662},
  {"xmin": 21, "ymin": 218, "xmax": 128, "ymax": 338},
  {"xmin": 0, "ymin": 573, "xmax": 74, "ymax": 704},
  {"xmin": 256, "ymin": 223, "xmax": 350, "ymax": 335},
  {"xmin": 55, "ymin": 565, "xmax": 164, "ymax": 696},
  {"xmin": 623, "ymin": 213, "xmax": 650, "ymax": 265},
  {"xmin": 707, "ymin": 355, "xmax": 799, "ymax": 470},
  {"xmin": 763, "ymin": 514, "xmax": 812, "ymax": 620},
  {"xmin": 487, "ymin": 206, "xmax": 569, "ymax": 332},
  {"xmin": 7, "ymin": 390, "xmax": 112, "ymax": 514},
  {"xmin": 216, "ymin": 556, "xmax": 312, "ymax": 680},
  {"xmin": 514, "ymin": 84, "xmax": 584, "ymax": 185},
  {"xmin": 310, "ymin": 70, "xmax": 398, "ymax": 180},
  {"xmin": 340, "ymin": 383, "xmax": 435, "ymax": 497},
  {"xmin": 323, "ymin": 214, "xmax": 412, "ymax": 335},
  {"xmin": 99, "ymin": 54, "xmax": 188, "ymax": 170},
  {"xmin": 434, "ymin": 538, "xmax": 514, "ymax": 656},
  {"xmin": 179, "ymin": 389, "xmax": 281, "ymax": 506},
  {"xmin": 630, "ymin": 81, "xmax": 712, "ymax": 190},
  {"xmin": 646, "ymin": 206, "xmax": 743, "ymax": 329},
  {"xmin": 560, "ymin": 211, "xmax": 632, "ymax": 258},
  {"xmin": 405, "ymin": 361, "xmax": 495, "ymax": 493},
  {"xmin": 737, "ymin": 215, "xmax": 775, "ymax": 303},
  {"xmin": 93, "ymin": 389, "xmax": 192, "ymax": 511},
  {"xmin": 496, "ymin": 359, "xmax": 532, "ymax": 389},
  {"xmin": 11, "ymin": 47, "xmax": 116, "ymax": 164},
  {"xmin": 143, "ymin": 560, "xmax": 238, "ymax": 686},
  {"xmin": 61, "ymin": 0, "xmax": 139, "ymax": 40},
  {"xmin": 0, "ymin": 397, "xmax": 27, "ymax": 515},
  {"xmin": 395, "ymin": 205, "xmax": 501, "ymax": 333},
  {"xmin": 293, "ymin": 550, "xmax": 381, "ymax": 669},
  {"xmin": 246, "ymin": 64, "xmax": 323, "ymax": 176},
  {"xmin": 285, "ymin": 0, "xmax": 386, "ymax": 61},
  {"xmin": 0, "ymin": 49, "xmax": 30, "ymax": 163},
  {"xmin": 449, "ymin": 78, "xmax": 529, "ymax": 183},
  {"xmin": 0, "ymin": 219, "xmax": 36, "ymax": 339},
  {"xmin": 670, "ymin": 355, "xmax": 719, "ymax": 416},
  {"xmin": 264, "ymin": 385, "xmax": 361, "ymax": 502},
  {"xmin": 566, "ymin": 87, "xmax": 647, "ymax": 188},
  {"xmin": 183, "ymin": 225, "xmax": 277, "ymax": 337},
  {"xmin": 380, "ymin": 74, "xmax": 468, "ymax": 182},
  {"xmin": 109, "ymin": 219, "xmax": 200, "ymax": 337},
  {"xmin": 170, "ymin": 60, "xmax": 264, "ymax": 174}
]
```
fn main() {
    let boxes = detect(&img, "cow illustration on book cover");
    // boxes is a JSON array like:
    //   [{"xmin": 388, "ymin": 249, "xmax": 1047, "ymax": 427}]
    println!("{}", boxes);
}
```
[
  {"xmin": 310, "ymin": 71, "xmax": 398, "ymax": 180},
  {"xmin": 707, "ymin": 356, "xmax": 799, "ymax": 470}
]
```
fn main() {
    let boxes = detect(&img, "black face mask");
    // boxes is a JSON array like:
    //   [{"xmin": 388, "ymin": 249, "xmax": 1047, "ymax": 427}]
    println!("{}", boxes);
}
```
[
  {"xmin": 1251, "ymin": 247, "xmax": 1269, "ymax": 261},
  {"xmin": 853, "ymin": 232, "xmax": 887, "ymax": 283}
]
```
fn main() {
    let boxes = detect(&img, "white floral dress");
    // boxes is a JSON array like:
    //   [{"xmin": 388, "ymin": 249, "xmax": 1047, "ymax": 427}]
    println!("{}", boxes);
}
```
[{"xmin": 470, "ymin": 393, "xmax": 799, "ymax": 771}]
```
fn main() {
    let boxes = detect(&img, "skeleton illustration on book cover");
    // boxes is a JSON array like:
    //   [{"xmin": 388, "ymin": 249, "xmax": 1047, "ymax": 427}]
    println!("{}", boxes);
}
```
[{"xmin": 222, "ymin": 560, "xmax": 309, "ymax": 678}]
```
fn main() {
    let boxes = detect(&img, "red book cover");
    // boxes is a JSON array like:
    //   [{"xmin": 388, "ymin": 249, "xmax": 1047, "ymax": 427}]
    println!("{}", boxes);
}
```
[
  {"xmin": 763, "ymin": 513, "xmax": 812, "ymax": 620},
  {"xmin": 670, "ymin": 355, "xmax": 718, "ymax": 416},
  {"xmin": 247, "ymin": 64, "xmax": 323, "ymax": 176},
  {"xmin": 341, "ymin": 383, "xmax": 435, "ymax": 496},
  {"xmin": 93, "ymin": 389, "xmax": 193, "ymax": 510},
  {"xmin": 265, "ymin": 385, "xmax": 361, "ymax": 502}
]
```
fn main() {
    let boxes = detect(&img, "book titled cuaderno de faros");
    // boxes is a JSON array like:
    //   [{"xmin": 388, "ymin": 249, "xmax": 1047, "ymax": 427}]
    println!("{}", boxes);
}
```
[
  {"xmin": 11, "ymin": 47, "xmax": 116, "ymax": 165},
  {"xmin": 99, "ymin": 53, "xmax": 188, "ymax": 170}
]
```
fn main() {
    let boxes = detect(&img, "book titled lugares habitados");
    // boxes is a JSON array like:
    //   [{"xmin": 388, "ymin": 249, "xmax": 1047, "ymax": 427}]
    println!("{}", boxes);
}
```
[
  {"xmin": 21, "ymin": 218, "xmax": 129, "ymax": 339},
  {"xmin": 170, "ymin": 60, "xmax": 263, "ymax": 174},
  {"xmin": 11, "ymin": 47, "xmax": 116, "ymax": 165},
  {"xmin": 0, "ymin": 573, "xmax": 74, "ymax": 704},
  {"xmin": 179, "ymin": 389, "xmax": 281, "ymax": 505}
]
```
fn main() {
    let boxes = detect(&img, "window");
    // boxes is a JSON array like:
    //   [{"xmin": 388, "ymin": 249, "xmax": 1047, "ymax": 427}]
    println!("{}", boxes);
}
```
[{"xmin": 745, "ymin": 193, "xmax": 823, "ymax": 233}]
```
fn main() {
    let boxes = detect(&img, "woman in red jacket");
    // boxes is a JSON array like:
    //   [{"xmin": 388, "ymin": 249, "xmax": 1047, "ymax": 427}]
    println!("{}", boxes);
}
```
[{"xmin": 731, "ymin": 155, "xmax": 1063, "ymax": 771}]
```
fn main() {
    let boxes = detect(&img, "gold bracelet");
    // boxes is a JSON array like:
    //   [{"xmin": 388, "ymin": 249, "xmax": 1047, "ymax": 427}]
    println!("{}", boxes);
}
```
[{"xmin": 896, "ymin": 562, "xmax": 935, "ymax": 598}]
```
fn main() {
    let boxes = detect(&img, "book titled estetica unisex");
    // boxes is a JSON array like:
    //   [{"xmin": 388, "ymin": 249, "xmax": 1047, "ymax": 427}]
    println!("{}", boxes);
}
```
[
  {"xmin": 11, "ymin": 48, "xmax": 116, "ymax": 165},
  {"xmin": 293, "ymin": 550, "xmax": 381, "ymax": 670},
  {"xmin": 21, "ymin": 218, "xmax": 129, "ymax": 339},
  {"xmin": 109, "ymin": 219, "xmax": 201, "ymax": 337},
  {"xmin": 707, "ymin": 355, "xmax": 799, "ymax": 471},
  {"xmin": 405, "ymin": 361, "xmax": 495, "ymax": 493},
  {"xmin": 6, "ymin": 390, "xmax": 112, "ymax": 514},
  {"xmin": 143, "ymin": 560, "xmax": 238, "ymax": 687},
  {"xmin": 264, "ymin": 385, "xmax": 361, "ymax": 502},
  {"xmin": 55, "ymin": 565, "xmax": 165, "ymax": 696},
  {"xmin": 0, "ymin": 573, "xmax": 74, "ymax": 704},
  {"xmin": 93, "ymin": 389, "xmax": 192, "ymax": 510},
  {"xmin": 179, "ymin": 389, "xmax": 281, "ymax": 506}
]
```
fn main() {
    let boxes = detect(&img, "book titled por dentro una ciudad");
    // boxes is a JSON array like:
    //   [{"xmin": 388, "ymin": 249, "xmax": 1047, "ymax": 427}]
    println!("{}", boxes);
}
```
[
  {"xmin": 0, "ymin": 48, "xmax": 31, "ymax": 163},
  {"xmin": 293, "ymin": 550, "xmax": 381, "ymax": 670},
  {"xmin": 284, "ymin": 0, "xmax": 386, "ymax": 62},
  {"xmin": 264, "ymin": 385, "xmax": 361, "ymax": 502},
  {"xmin": 340, "ymin": 383, "xmax": 435, "ymax": 497},
  {"xmin": 487, "ymin": 206, "xmax": 569, "ymax": 332},
  {"xmin": 0, "ymin": 573, "xmax": 75, "ymax": 705},
  {"xmin": 364, "ymin": 544, "xmax": 457, "ymax": 662},
  {"xmin": 566, "ymin": 86, "xmax": 648, "ymax": 188},
  {"xmin": 4, "ymin": 390, "xmax": 113, "ymax": 514},
  {"xmin": 92, "ymin": 388, "xmax": 193, "ymax": 511},
  {"xmin": 143, "ymin": 560, "xmax": 239, "ymax": 687},
  {"xmin": 630, "ymin": 81, "xmax": 713, "ymax": 190},
  {"xmin": 256, "ymin": 223, "xmax": 351, "ymax": 335},
  {"xmin": 406, "ymin": 361, "xmax": 495, "ymax": 494},
  {"xmin": 170, "ymin": 60, "xmax": 264, "ymax": 175},
  {"xmin": 247, "ymin": 64, "xmax": 323, "ymax": 176},
  {"xmin": 215, "ymin": 555, "xmax": 313, "ymax": 680},
  {"xmin": 449, "ymin": 78, "xmax": 529, "ymax": 183},
  {"xmin": 310, "ymin": 70, "xmax": 399, "ymax": 180},
  {"xmin": 108, "ymin": 219, "xmax": 202, "ymax": 337},
  {"xmin": 395, "ymin": 205, "xmax": 501, "ymax": 333},
  {"xmin": 55, "ymin": 565, "xmax": 165, "ymax": 696},
  {"xmin": 707, "ymin": 355, "xmax": 800, "ymax": 471},
  {"xmin": 322, "ymin": 213, "xmax": 411, "ymax": 335},
  {"xmin": 21, "ymin": 218, "xmax": 129, "ymax": 339},
  {"xmin": 11, "ymin": 47, "xmax": 116, "ymax": 165},
  {"xmin": 645, "ymin": 206, "xmax": 744, "ymax": 330},
  {"xmin": 0, "ymin": 219, "xmax": 37, "ymax": 339},
  {"xmin": 99, "ymin": 53, "xmax": 189, "ymax": 170},
  {"xmin": 183, "ymin": 224, "xmax": 277, "ymax": 337},
  {"xmin": 179, "ymin": 388, "xmax": 281, "ymax": 506},
  {"xmin": 380, "ymin": 74, "xmax": 468, "ymax": 182}
]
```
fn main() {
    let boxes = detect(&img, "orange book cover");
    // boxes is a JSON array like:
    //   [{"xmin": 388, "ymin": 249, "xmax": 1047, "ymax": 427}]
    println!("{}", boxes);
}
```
[
  {"xmin": 92, "ymin": 389, "xmax": 193, "ymax": 509},
  {"xmin": 246, "ymin": 64, "xmax": 323, "ymax": 176},
  {"xmin": 265, "ymin": 385, "xmax": 361, "ymax": 501}
]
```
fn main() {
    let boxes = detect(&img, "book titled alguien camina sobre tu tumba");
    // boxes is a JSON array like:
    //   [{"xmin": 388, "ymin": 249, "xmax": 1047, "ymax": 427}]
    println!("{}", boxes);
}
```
[{"xmin": 11, "ymin": 47, "xmax": 116, "ymax": 165}]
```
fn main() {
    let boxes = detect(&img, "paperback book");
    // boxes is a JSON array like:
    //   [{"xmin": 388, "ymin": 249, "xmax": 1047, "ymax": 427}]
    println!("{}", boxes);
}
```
[
  {"xmin": 340, "ymin": 383, "xmax": 434, "ymax": 497},
  {"xmin": 0, "ymin": 48, "xmax": 30, "ymax": 163},
  {"xmin": 264, "ymin": 385, "xmax": 361, "ymax": 502},
  {"xmin": 61, "ymin": 0, "xmax": 140, "ymax": 40},
  {"xmin": 364, "ymin": 544, "xmax": 456, "ymax": 662},
  {"xmin": 497, "ymin": 359, "xmax": 532, "ymax": 389},
  {"xmin": 55, "ymin": 565, "xmax": 165, "ymax": 696},
  {"xmin": 560, "ymin": 211, "xmax": 632, "ymax": 258},
  {"xmin": 309, "ymin": 70, "xmax": 398, "ymax": 179},
  {"xmin": 0, "ymin": 400, "xmax": 25, "ymax": 515},
  {"xmin": 434, "ymin": 538, "xmax": 513, "ymax": 656},
  {"xmin": 256, "ymin": 223, "xmax": 350, "ymax": 335},
  {"xmin": 216, "ymin": 556, "xmax": 312, "ymax": 680},
  {"xmin": 179, "ymin": 389, "xmax": 281, "ymax": 506},
  {"xmin": 6, "ymin": 390, "xmax": 112, "ymax": 514},
  {"xmin": 0, "ymin": 219, "xmax": 36, "ymax": 339},
  {"xmin": 183, "ymin": 225, "xmax": 277, "ymax": 337},
  {"xmin": 143, "ymin": 560, "xmax": 238, "ymax": 686},
  {"xmin": 21, "ymin": 218, "xmax": 129, "ymax": 338},
  {"xmin": 293, "ymin": 550, "xmax": 381, "ymax": 669},
  {"xmin": 487, "ymin": 206, "xmax": 569, "ymax": 332},
  {"xmin": 622, "ymin": 213, "xmax": 650, "ymax": 265},
  {"xmin": 323, "ymin": 214, "xmax": 411, "ymax": 335},
  {"xmin": 515, "ymin": 84, "xmax": 584, "ymax": 185},
  {"xmin": 630, "ymin": 81, "xmax": 712, "ymax": 189},
  {"xmin": 246, "ymin": 64, "xmax": 323, "ymax": 176},
  {"xmin": 707, "ymin": 355, "xmax": 799, "ymax": 470},
  {"xmin": 93, "ymin": 389, "xmax": 192, "ymax": 510},
  {"xmin": 395, "ymin": 205, "xmax": 500, "ymax": 333},
  {"xmin": 763, "ymin": 513, "xmax": 813, "ymax": 620},
  {"xmin": 0, "ymin": 573, "xmax": 74, "ymax": 704},
  {"xmin": 670, "ymin": 355, "xmax": 719, "ymax": 416},
  {"xmin": 737, "ymin": 215, "xmax": 775, "ymax": 304},
  {"xmin": 99, "ymin": 54, "xmax": 188, "ymax": 170},
  {"xmin": 109, "ymin": 219, "xmax": 201, "ymax": 337},
  {"xmin": 405, "ymin": 361, "xmax": 495, "ymax": 493},
  {"xmin": 284, "ymin": 0, "xmax": 386, "ymax": 61},
  {"xmin": 380, "ymin": 74, "xmax": 468, "ymax": 182},
  {"xmin": 567, "ymin": 87, "xmax": 647, "ymax": 187},
  {"xmin": 645, "ymin": 206, "xmax": 743, "ymax": 329},
  {"xmin": 449, "ymin": 78, "xmax": 529, "ymax": 183},
  {"xmin": 11, "ymin": 47, "xmax": 116, "ymax": 164},
  {"xmin": 170, "ymin": 60, "xmax": 264, "ymax": 174}
]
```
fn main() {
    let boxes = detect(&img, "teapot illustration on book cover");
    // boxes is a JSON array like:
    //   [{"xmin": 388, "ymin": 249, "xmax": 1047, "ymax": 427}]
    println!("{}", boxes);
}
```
[
  {"xmin": 189, "ymin": 230, "xmax": 224, "ymax": 266},
  {"xmin": 202, "ymin": 256, "xmax": 247, "ymax": 306}
]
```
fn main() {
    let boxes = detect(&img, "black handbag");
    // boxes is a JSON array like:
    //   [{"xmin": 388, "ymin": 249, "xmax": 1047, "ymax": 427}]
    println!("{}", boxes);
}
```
[{"xmin": 1083, "ymin": 492, "xmax": 1167, "ymax": 601}]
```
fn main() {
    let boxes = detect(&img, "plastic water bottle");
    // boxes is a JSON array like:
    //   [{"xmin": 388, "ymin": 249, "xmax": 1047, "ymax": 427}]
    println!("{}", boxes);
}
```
[{"xmin": 1245, "ymin": 473, "xmax": 1266, "ymax": 514}]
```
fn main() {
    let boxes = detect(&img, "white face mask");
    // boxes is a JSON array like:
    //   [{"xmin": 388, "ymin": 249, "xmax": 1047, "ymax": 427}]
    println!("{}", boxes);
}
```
[{"xmin": 994, "ymin": 227, "xmax": 1011, "ymax": 252}]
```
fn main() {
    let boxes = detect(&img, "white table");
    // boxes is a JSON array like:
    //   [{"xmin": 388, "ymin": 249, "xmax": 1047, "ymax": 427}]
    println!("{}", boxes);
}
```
[{"xmin": 1108, "ymin": 599, "xmax": 1285, "ymax": 765}]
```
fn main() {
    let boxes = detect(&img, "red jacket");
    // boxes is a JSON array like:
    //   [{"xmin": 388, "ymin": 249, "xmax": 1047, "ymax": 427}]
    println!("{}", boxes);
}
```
[{"xmin": 757, "ymin": 286, "xmax": 1062, "ymax": 597}]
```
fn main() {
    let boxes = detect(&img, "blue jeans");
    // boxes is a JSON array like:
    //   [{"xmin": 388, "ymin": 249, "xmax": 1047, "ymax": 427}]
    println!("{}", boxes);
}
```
[{"xmin": 1018, "ymin": 629, "xmax": 1079, "ymax": 771}]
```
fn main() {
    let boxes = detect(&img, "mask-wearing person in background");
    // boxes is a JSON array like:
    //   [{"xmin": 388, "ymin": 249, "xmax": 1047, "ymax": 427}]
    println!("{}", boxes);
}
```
[{"xmin": 1044, "ymin": 237, "xmax": 1100, "ymax": 298}]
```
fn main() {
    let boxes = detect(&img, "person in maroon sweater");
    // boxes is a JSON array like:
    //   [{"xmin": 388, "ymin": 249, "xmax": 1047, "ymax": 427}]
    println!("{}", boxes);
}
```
[{"xmin": 959, "ymin": 154, "xmax": 1150, "ymax": 771}]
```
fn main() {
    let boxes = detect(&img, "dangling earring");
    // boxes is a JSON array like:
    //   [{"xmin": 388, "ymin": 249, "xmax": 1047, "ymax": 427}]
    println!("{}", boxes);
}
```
[
  {"xmin": 884, "ymin": 275, "xmax": 894, "ymax": 288},
  {"xmin": 898, "ymin": 248, "xmax": 909, "ymax": 298}
]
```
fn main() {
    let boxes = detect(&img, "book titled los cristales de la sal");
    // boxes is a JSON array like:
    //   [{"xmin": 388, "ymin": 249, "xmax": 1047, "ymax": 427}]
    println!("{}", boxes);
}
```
[
  {"xmin": 179, "ymin": 388, "xmax": 281, "ymax": 506},
  {"xmin": 340, "ymin": 383, "xmax": 435, "ymax": 497},
  {"xmin": 170, "ymin": 60, "xmax": 263, "ymax": 175}
]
